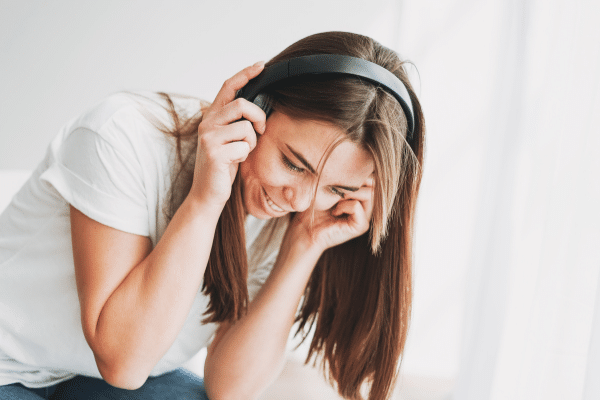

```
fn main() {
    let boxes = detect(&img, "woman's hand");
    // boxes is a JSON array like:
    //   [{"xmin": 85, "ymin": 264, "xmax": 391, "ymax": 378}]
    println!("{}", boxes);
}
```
[
  {"xmin": 286, "ymin": 178, "xmax": 375, "ymax": 254},
  {"xmin": 188, "ymin": 61, "xmax": 266, "ymax": 210}
]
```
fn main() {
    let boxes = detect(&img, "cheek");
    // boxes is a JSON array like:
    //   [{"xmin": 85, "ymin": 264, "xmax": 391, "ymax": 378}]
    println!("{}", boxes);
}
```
[
  {"xmin": 242, "ymin": 146, "xmax": 282, "ymax": 188},
  {"xmin": 312, "ymin": 192, "xmax": 341, "ymax": 212}
]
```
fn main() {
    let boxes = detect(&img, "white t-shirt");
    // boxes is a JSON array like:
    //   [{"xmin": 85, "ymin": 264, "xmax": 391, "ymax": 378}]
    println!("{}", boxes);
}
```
[{"xmin": 0, "ymin": 93, "xmax": 287, "ymax": 388}]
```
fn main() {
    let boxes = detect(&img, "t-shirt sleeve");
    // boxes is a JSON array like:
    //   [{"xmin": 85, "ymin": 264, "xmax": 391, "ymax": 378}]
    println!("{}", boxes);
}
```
[{"xmin": 40, "ymin": 125, "xmax": 150, "ymax": 236}]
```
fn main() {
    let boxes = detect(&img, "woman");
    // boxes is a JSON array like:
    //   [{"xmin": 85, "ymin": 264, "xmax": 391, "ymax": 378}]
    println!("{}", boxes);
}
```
[{"xmin": 0, "ymin": 31, "xmax": 424, "ymax": 400}]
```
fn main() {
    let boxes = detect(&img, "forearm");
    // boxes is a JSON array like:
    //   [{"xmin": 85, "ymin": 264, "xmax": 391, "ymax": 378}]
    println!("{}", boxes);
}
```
[
  {"xmin": 92, "ymin": 197, "xmax": 221, "ymax": 385},
  {"xmin": 204, "ymin": 238, "xmax": 323, "ymax": 400}
]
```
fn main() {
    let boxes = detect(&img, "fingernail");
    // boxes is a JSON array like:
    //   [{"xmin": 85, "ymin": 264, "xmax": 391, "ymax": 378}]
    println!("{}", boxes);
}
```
[{"xmin": 253, "ymin": 61, "xmax": 265, "ymax": 68}]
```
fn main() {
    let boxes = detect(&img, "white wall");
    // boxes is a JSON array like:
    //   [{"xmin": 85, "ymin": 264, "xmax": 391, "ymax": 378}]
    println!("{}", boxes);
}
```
[{"xmin": 0, "ymin": 0, "xmax": 402, "ymax": 169}]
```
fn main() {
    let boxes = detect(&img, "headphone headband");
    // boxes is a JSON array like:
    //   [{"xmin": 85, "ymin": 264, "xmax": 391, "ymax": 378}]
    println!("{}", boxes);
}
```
[{"xmin": 237, "ymin": 54, "xmax": 415, "ymax": 138}]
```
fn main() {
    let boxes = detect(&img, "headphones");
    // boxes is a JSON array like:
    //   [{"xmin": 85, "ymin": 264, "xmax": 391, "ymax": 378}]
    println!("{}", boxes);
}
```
[{"xmin": 236, "ymin": 54, "xmax": 415, "ymax": 139}]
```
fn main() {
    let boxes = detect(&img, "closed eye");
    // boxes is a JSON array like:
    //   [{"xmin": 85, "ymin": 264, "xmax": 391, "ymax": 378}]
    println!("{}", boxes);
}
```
[
  {"xmin": 281, "ymin": 154, "xmax": 305, "ymax": 173},
  {"xmin": 281, "ymin": 151, "xmax": 351, "ymax": 199},
  {"xmin": 330, "ymin": 187, "xmax": 346, "ymax": 198}
]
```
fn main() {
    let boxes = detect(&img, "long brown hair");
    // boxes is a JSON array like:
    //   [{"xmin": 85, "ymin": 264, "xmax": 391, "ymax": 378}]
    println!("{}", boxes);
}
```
[{"xmin": 153, "ymin": 31, "xmax": 425, "ymax": 400}]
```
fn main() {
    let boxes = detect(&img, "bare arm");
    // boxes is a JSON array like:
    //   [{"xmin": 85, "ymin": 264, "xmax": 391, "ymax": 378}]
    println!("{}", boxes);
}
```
[
  {"xmin": 204, "ymin": 233, "xmax": 322, "ymax": 400},
  {"xmin": 72, "ymin": 198, "xmax": 221, "ymax": 389},
  {"xmin": 72, "ymin": 63, "xmax": 267, "ymax": 389},
  {"xmin": 204, "ymin": 184, "xmax": 374, "ymax": 400}
]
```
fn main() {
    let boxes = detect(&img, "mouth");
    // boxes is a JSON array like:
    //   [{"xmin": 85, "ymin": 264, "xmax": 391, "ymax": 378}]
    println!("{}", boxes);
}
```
[{"xmin": 262, "ymin": 188, "xmax": 286, "ymax": 214}]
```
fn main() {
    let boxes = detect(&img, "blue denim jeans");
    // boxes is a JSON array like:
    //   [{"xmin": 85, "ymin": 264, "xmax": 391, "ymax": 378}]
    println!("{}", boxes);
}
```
[{"xmin": 0, "ymin": 368, "xmax": 209, "ymax": 399}]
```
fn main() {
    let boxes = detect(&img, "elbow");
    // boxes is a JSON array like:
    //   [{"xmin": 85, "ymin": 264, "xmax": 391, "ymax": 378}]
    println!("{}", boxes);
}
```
[
  {"xmin": 204, "ymin": 380, "xmax": 240, "ymax": 400},
  {"xmin": 203, "ymin": 369, "xmax": 228, "ymax": 400},
  {"xmin": 85, "ymin": 329, "xmax": 151, "ymax": 390},
  {"xmin": 204, "ymin": 362, "xmax": 275, "ymax": 400},
  {"xmin": 204, "ymin": 367, "xmax": 248, "ymax": 400},
  {"xmin": 96, "ymin": 357, "xmax": 149, "ymax": 390},
  {"xmin": 204, "ymin": 378, "xmax": 262, "ymax": 400}
]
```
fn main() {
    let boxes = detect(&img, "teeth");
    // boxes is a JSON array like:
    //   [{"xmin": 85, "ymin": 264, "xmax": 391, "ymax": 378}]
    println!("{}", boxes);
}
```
[{"xmin": 264, "ymin": 190, "xmax": 285, "ymax": 212}]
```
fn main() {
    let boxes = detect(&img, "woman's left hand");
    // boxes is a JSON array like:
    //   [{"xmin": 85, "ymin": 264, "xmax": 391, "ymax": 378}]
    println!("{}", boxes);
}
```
[{"xmin": 286, "ymin": 178, "xmax": 375, "ymax": 254}]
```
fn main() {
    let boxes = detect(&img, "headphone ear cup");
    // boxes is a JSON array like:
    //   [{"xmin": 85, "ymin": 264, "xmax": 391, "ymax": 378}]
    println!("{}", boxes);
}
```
[{"xmin": 254, "ymin": 93, "xmax": 272, "ymax": 118}]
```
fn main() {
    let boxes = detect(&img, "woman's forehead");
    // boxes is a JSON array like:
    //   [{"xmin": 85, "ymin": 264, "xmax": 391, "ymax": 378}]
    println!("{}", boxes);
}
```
[
  {"xmin": 320, "ymin": 140, "xmax": 374, "ymax": 186},
  {"xmin": 266, "ymin": 111, "xmax": 374, "ymax": 184}
]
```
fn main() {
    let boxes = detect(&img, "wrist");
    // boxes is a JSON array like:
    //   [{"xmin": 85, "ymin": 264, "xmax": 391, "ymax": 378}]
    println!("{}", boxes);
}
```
[
  {"xmin": 179, "ymin": 195, "xmax": 224, "ymax": 226},
  {"xmin": 277, "ymin": 233, "xmax": 324, "ymax": 274}
]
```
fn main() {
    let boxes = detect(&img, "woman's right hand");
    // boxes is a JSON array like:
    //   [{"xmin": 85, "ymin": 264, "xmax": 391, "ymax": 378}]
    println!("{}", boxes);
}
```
[{"xmin": 188, "ymin": 61, "xmax": 266, "ymax": 209}]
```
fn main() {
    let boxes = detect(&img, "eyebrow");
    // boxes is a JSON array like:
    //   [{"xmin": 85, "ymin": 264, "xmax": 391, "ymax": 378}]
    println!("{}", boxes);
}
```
[
  {"xmin": 285, "ymin": 144, "xmax": 361, "ymax": 192},
  {"xmin": 286, "ymin": 144, "xmax": 317, "ymax": 174}
]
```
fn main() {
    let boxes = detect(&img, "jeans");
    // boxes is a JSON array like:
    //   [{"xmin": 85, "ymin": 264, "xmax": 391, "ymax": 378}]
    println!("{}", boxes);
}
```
[{"xmin": 0, "ymin": 369, "xmax": 209, "ymax": 400}]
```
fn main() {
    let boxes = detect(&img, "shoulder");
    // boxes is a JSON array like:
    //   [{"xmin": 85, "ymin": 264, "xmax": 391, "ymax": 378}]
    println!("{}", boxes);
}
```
[
  {"xmin": 70, "ymin": 92, "xmax": 204, "ymax": 147},
  {"xmin": 67, "ymin": 93, "xmax": 143, "ymax": 136},
  {"xmin": 70, "ymin": 93, "xmax": 163, "ymax": 145}
]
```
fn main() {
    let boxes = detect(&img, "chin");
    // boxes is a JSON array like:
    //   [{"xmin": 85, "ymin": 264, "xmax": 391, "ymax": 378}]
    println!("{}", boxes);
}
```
[{"xmin": 247, "ymin": 207, "xmax": 276, "ymax": 220}]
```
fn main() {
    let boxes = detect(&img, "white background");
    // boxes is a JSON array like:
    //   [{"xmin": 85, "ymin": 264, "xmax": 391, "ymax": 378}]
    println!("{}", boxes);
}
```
[{"xmin": 0, "ymin": 0, "xmax": 403, "ymax": 169}]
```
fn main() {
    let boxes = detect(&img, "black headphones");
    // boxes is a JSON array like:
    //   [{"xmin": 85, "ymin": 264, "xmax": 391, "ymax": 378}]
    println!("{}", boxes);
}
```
[{"xmin": 236, "ymin": 54, "xmax": 415, "ymax": 139}]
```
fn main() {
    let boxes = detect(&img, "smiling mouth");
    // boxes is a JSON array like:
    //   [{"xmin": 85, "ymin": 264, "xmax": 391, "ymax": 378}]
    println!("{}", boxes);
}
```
[{"xmin": 263, "ymin": 188, "xmax": 285, "ymax": 213}]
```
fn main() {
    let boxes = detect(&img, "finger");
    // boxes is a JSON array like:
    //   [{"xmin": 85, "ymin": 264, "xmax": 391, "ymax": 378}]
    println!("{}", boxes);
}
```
[
  {"xmin": 222, "ymin": 140, "xmax": 251, "ymax": 164},
  {"xmin": 344, "ymin": 185, "xmax": 374, "ymax": 203},
  {"xmin": 214, "ymin": 98, "xmax": 267, "ymax": 134},
  {"xmin": 331, "ymin": 199, "xmax": 364, "ymax": 218},
  {"xmin": 201, "ymin": 121, "xmax": 257, "ymax": 156},
  {"xmin": 213, "ymin": 120, "xmax": 258, "ymax": 150},
  {"xmin": 333, "ymin": 200, "xmax": 371, "ymax": 233},
  {"xmin": 213, "ymin": 62, "xmax": 265, "ymax": 109}
]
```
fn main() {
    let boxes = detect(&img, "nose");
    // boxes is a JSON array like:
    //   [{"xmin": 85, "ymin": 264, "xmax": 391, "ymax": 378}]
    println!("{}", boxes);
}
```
[{"xmin": 283, "ymin": 185, "xmax": 312, "ymax": 212}]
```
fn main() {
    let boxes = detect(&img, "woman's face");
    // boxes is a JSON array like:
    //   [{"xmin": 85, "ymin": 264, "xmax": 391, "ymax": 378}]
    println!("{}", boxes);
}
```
[{"xmin": 240, "ymin": 111, "xmax": 375, "ymax": 219}]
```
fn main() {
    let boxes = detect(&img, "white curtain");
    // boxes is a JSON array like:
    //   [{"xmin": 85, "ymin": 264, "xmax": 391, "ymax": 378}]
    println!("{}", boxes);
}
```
[{"xmin": 395, "ymin": 0, "xmax": 600, "ymax": 398}]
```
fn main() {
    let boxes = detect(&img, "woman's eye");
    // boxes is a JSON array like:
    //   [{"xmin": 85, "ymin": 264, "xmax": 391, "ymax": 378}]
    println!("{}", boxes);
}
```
[
  {"xmin": 282, "ymin": 154, "xmax": 304, "ymax": 173},
  {"xmin": 330, "ymin": 187, "xmax": 346, "ymax": 198}
]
